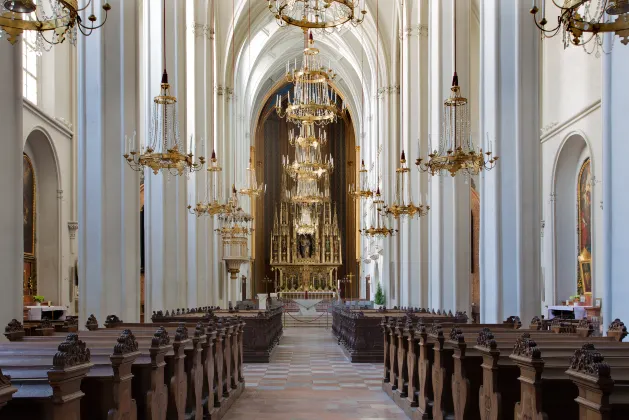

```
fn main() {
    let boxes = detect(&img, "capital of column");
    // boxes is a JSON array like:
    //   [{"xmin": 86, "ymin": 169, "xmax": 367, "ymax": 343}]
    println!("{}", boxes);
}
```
[
  {"xmin": 68, "ymin": 221, "xmax": 79, "ymax": 240},
  {"xmin": 400, "ymin": 24, "xmax": 428, "ymax": 39}
]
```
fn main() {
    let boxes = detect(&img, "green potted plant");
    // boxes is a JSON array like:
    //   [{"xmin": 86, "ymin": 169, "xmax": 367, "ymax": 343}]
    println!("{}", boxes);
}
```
[
  {"xmin": 374, "ymin": 282, "xmax": 385, "ymax": 309},
  {"xmin": 33, "ymin": 295, "xmax": 45, "ymax": 307}
]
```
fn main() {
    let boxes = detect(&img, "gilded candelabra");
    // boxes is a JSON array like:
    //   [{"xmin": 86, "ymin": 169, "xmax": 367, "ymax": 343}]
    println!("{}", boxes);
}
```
[
  {"xmin": 267, "ymin": 0, "xmax": 366, "ymax": 32},
  {"xmin": 359, "ymin": 188, "xmax": 397, "ymax": 238},
  {"xmin": 531, "ymin": 0, "xmax": 629, "ymax": 51},
  {"xmin": 416, "ymin": 79, "xmax": 497, "ymax": 177},
  {"xmin": 188, "ymin": 150, "xmax": 229, "ymax": 217},
  {"xmin": 384, "ymin": 151, "xmax": 429, "ymax": 219},
  {"xmin": 0, "ymin": 0, "xmax": 110, "ymax": 48},
  {"xmin": 349, "ymin": 159, "xmax": 374, "ymax": 201}
]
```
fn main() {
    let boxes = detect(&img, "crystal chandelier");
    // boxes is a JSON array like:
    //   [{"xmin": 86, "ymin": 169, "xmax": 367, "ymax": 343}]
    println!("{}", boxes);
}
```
[
  {"xmin": 285, "ymin": 175, "xmax": 331, "ymax": 205},
  {"xmin": 531, "ymin": 0, "xmax": 629, "ymax": 51},
  {"xmin": 282, "ymin": 140, "xmax": 334, "ymax": 180},
  {"xmin": 289, "ymin": 121, "xmax": 327, "ymax": 148},
  {"xmin": 124, "ymin": 0, "xmax": 205, "ymax": 177},
  {"xmin": 267, "ymin": 0, "xmax": 366, "ymax": 32},
  {"xmin": 349, "ymin": 159, "xmax": 373, "ymax": 201},
  {"xmin": 216, "ymin": 185, "xmax": 254, "ymax": 243},
  {"xmin": 384, "ymin": 151, "xmax": 429, "ymax": 219},
  {"xmin": 416, "ymin": 0, "xmax": 497, "ymax": 177},
  {"xmin": 275, "ymin": 32, "xmax": 346, "ymax": 126},
  {"xmin": 360, "ymin": 188, "xmax": 397, "ymax": 238},
  {"xmin": 294, "ymin": 205, "xmax": 319, "ymax": 235},
  {"xmin": 188, "ymin": 150, "xmax": 229, "ymax": 217},
  {"xmin": 239, "ymin": 157, "xmax": 266, "ymax": 199},
  {"xmin": 0, "ymin": 0, "xmax": 110, "ymax": 48}
]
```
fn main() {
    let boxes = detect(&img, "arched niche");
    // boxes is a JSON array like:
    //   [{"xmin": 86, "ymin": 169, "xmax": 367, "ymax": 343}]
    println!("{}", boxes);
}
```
[
  {"xmin": 23, "ymin": 128, "xmax": 61, "ymax": 305},
  {"xmin": 553, "ymin": 133, "xmax": 590, "ymax": 304}
]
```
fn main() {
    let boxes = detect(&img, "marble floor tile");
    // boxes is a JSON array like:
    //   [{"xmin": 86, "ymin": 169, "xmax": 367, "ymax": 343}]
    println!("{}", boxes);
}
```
[{"xmin": 223, "ymin": 328, "xmax": 407, "ymax": 420}]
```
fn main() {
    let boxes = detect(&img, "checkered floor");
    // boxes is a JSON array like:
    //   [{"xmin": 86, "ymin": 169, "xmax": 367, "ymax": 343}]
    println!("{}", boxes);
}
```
[{"xmin": 223, "ymin": 328, "xmax": 407, "ymax": 420}]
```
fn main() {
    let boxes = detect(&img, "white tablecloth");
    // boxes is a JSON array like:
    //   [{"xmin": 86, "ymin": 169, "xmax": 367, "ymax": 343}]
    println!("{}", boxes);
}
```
[
  {"xmin": 547, "ymin": 305, "xmax": 587, "ymax": 320},
  {"xmin": 25, "ymin": 306, "xmax": 67, "ymax": 321}
]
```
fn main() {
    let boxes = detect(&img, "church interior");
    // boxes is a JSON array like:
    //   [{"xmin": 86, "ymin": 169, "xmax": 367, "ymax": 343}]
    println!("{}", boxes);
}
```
[{"xmin": 0, "ymin": 0, "xmax": 629, "ymax": 419}]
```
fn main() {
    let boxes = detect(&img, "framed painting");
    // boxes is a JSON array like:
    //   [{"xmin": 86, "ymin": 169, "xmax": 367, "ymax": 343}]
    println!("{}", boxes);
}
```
[
  {"xmin": 577, "ymin": 158, "xmax": 592, "ymax": 295},
  {"xmin": 23, "ymin": 153, "xmax": 35, "ymax": 257}
]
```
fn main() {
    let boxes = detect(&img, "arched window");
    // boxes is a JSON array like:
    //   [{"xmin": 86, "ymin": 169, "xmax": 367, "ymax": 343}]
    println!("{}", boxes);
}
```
[
  {"xmin": 23, "ymin": 153, "xmax": 37, "ymax": 297},
  {"xmin": 22, "ymin": 30, "xmax": 39, "ymax": 105}
]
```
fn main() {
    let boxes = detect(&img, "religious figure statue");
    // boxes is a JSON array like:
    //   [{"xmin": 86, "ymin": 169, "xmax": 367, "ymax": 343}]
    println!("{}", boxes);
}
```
[{"xmin": 299, "ymin": 235, "xmax": 312, "ymax": 259}]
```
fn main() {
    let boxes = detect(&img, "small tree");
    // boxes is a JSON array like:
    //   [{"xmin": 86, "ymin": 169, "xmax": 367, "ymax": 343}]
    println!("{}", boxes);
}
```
[{"xmin": 374, "ymin": 282, "xmax": 385, "ymax": 305}]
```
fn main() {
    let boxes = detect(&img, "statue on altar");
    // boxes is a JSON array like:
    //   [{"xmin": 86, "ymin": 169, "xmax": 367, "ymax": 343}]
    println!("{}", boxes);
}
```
[{"xmin": 298, "ymin": 234, "xmax": 313, "ymax": 259}]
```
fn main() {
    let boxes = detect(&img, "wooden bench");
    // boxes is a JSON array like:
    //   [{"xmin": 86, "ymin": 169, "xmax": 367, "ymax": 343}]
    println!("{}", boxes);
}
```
[
  {"xmin": 381, "ymin": 315, "xmax": 629, "ymax": 420},
  {"xmin": 1, "ymin": 316, "xmax": 245, "ymax": 420}
]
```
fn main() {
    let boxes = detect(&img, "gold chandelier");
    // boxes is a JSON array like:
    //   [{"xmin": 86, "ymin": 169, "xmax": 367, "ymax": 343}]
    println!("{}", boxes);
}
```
[
  {"xmin": 267, "ymin": 0, "xmax": 366, "ymax": 32},
  {"xmin": 289, "ymin": 121, "xmax": 327, "ymax": 148},
  {"xmin": 239, "ymin": 157, "xmax": 266, "ymax": 198},
  {"xmin": 285, "ymin": 175, "xmax": 331, "ymax": 205},
  {"xmin": 349, "ymin": 159, "xmax": 373, "ymax": 201},
  {"xmin": 275, "ymin": 32, "xmax": 346, "ymax": 126},
  {"xmin": 416, "ymin": 0, "xmax": 497, "ymax": 177},
  {"xmin": 215, "ymin": 185, "xmax": 254, "ymax": 239},
  {"xmin": 124, "ymin": 0, "xmax": 205, "ymax": 177},
  {"xmin": 360, "ymin": 188, "xmax": 397, "ymax": 238},
  {"xmin": 283, "ymin": 139, "xmax": 334, "ymax": 181},
  {"xmin": 531, "ymin": 0, "xmax": 629, "ymax": 51},
  {"xmin": 0, "ymin": 0, "xmax": 110, "ymax": 48},
  {"xmin": 384, "ymin": 151, "xmax": 429, "ymax": 219},
  {"xmin": 188, "ymin": 150, "xmax": 229, "ymax": 217}
]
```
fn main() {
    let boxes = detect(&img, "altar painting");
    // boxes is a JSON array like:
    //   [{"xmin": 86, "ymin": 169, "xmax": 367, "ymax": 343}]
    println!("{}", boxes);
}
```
[{"xmin": 577, "ymin": 158, "xmax": 592, "ymax": 294}]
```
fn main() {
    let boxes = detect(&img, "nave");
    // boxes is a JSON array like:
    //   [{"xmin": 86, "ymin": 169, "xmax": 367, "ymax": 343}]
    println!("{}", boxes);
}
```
[{"xmin": 225, "ymin": 328, "xmax": 406, "ymax": 420}]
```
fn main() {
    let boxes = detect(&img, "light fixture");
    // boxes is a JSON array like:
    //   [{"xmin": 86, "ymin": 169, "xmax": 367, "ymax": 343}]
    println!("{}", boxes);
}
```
[
  {"xmin": 275, "ymin": 31, "xmax": 346, "ymax": 126},
  {"xmin": 360, "ymin": 188, "xmax": 397, "ymax": 238},
  {"xmin": 416, "ymin": 0, "xmax": 497, "ymax": 177},
  {"xmin": 267, "ymin": 0, "xmax": 366, "ymax": 32},
  {"xmin": 349, "ymin": 159, "xmax": 373, "ymax": 200},
  {"xmin": 348, "ymin": 24, "xmax": 373, "ymax": 202},
  {"xmin": 530, "ymin": 0, "xmax": 629, "ymax": 52},
  {"xmin": 0, "ymin": 0, "xmax": 111, "ymax": 48},
  {"xmin": 239, "ymin": 156, "xmax": 266, "ymax": 199},
  {"xmin": 124, "ymin": 0, "xmax": 205, "ymax": 177},
  {"xmin": 188, "ymin": 150, "xmax": 229, "ymax": 217},
  {"xmin": 384, "ymin": 151, "xmax": 429, "ymax": 219}
]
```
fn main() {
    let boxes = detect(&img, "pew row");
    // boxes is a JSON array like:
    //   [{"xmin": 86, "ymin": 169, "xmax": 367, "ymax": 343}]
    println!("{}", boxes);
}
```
[
  {"xmin": 331, "ymin": 305, "xmax": 469, "ymax": 363},
  {"xmin": 0, "ymin": 316, "xmax": 245, "ymax": 420},
  {"xmin": 150, "ymin": 306, "xmax": 283, "ymax": 363},
  {"xmin": 381, "ymin": 315, "xmax": 629, "ymax": 420}
]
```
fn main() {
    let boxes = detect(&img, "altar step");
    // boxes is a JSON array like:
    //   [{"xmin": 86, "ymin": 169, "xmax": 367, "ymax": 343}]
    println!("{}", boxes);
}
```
[{"xmin": 282, "ymin": 313, "xmax": 332, "ymax": 328}]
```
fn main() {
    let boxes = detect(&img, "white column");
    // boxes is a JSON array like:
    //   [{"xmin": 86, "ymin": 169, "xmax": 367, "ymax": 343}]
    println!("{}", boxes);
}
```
[
  {"xmin": 605, "ymin": 34, "xmax": 629, "ymax": 327},
  {"xmin": 143, "ymin": 0, "xmax": 190, "ymax": 315},
  {"xmin": 0, "ymin": 39, "xmax": 23, "ymax": 326},
  {"xmin": 479, "ymin": 0, "xmax": 540, "ymax": 323},
  {"xmin": 400, "ymin": 0, "xmax": 429, "ymax": 308},
  {"xmin": 78, "ymin": 0, "xmax": 140, "ymax": 325},
  {"xmin": 428, "ymin": 0, "xmax": 471, "ymax": 314}
]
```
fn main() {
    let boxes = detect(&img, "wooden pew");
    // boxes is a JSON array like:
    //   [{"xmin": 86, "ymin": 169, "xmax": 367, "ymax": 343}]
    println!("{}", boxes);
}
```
[{"xmin": 0, "ymin": 332, "xmax": 93, "ymax": 419}]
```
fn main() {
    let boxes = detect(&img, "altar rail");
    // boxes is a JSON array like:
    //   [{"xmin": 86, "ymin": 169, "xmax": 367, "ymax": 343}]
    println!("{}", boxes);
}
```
[
  {"xmin": 331, "ymin": 306, "xmax": 468, "ymax": 363},
  {"xmin": 151, "ymin": 306, "xmax": 283, "ymax": 363}
]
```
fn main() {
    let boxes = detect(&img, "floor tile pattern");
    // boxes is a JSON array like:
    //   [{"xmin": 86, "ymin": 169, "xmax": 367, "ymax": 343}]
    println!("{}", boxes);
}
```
[{"xmin": 223, "ymin": 328, "xmax": 407, "ymax": 420}]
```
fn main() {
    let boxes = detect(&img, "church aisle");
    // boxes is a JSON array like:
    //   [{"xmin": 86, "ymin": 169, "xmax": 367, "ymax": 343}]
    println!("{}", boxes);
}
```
[{"xmin": 223, "ymin": 328, "xmax": 407, "ymax": 420}]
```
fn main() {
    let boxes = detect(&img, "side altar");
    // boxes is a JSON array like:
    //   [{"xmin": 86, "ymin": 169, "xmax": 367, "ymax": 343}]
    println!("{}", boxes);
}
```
[{"xmin": 270, "ymin": 202, "xmax": 342, "ymax": 299}]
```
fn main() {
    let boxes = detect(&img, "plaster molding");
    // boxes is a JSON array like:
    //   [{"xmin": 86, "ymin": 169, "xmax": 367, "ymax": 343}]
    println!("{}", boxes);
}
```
[
  {"xmin": 375, "ymin": 85, "xmax": 400, "ymax": 99},
  {"xmin": 23, "ymin": 99, "xmax": 73, "ymax": 139},
  {"xmin": 57, "ymin": 189, "xmax": 63, "ymax": 199},
  {"xmin": 540, "ymin": 99, "xmax": 601, "ymax": 142},
  {"xmin": 540, "ymin": 121, "xmax": 558, "ymax": 136},
  {"xmin": 215, "ymin": 85, "xmax": 224, "ymax": 95}
]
